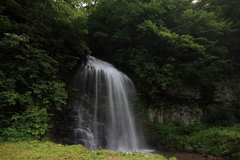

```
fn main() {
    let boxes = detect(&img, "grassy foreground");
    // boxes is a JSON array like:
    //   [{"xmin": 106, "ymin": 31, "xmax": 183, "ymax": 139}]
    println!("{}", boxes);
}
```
[{"xmin": 0, "ymin": 140, "xmax": 176, "ymax": 160}]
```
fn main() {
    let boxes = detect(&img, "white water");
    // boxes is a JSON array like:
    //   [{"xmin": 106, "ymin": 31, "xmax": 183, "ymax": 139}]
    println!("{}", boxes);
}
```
[{"xmin": 71, "ymin": 56, "xmax": 146, "ymax": 152}]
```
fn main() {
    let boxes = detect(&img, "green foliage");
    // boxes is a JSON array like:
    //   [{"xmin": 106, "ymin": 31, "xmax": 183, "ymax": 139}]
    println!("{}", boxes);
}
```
[
  {"xmin": 176, "ymin": 9, "xmax": 228, "ymax": 39},
  {"xmin": 0, "ymin": 0, "xmax": 89, "ymax": 141},
  {"xmin": 183, "ymin": 126, "xmax": 240, "ymax": 159},
  {"xmin": 87, "ymin": 0, "xmax": 233, "ymax": 111},
  {"xmin": 0, "ymin": 33, "xmax": 67, "ymax": 109},
  {"xmin": 1, "ymin": 1, "xmax": 240, "ymax": 157},
  {"xmin": 144, "ymin": 119, "xmax": 183, "ymax": 147},
  {"xmin": 1, "ymin": 107, "xmax": 50, "ymax": 142},
  {"xmin": 195, "ymin": 0, "xmax": 240, "ymax": 70},
  {"xmin": 144, "ymin": 119, "xmax": 240, "ymax": 159}
]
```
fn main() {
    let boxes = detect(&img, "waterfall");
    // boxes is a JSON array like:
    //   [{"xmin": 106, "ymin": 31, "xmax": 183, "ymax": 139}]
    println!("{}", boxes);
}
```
[{"xmin": 68, "ymin": 56, "xmax": 145, "ymax": 152}]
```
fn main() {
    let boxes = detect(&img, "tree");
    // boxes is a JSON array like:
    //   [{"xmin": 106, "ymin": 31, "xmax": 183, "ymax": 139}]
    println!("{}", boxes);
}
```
[
  {"xmin": 194, "ymin": 0, "xmax": 240, "ymax": 72},
  {"xmin": 0, "ymin": 0, "xmax": 89, "ymax": 141},
  {"xmin": 87, "ymin": 0, "xmax": 230, "ymax": 110}
]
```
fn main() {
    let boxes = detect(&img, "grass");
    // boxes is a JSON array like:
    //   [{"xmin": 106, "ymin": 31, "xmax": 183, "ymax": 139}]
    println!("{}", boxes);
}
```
[{"xmin": 0, "ymin": 140, "xmax": 176, "ymax": 160}]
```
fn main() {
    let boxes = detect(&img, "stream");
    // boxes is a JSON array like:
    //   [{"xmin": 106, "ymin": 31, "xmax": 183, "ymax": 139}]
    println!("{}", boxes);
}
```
[{"xmin": 157, "ymin": 150, "xmax": 226, "ymax": 160}]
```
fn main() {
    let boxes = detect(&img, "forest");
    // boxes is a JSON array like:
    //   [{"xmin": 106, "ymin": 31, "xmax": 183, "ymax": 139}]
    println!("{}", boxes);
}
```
[{"xmin": 0, "ymin": 0, "xmax": 240, "ymax": 159}]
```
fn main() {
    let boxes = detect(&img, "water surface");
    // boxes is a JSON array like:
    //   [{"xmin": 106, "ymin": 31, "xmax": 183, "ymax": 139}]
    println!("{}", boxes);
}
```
[{"xmin": 158, "ymin": 150, "xmax": 225, "ymax": 160}]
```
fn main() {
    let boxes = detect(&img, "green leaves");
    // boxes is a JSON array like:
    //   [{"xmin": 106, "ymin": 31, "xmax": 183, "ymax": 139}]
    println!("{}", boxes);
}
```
[
  {"xmin": 0, "ymin": 0, "xmax": 89, "ymax": 140},
  {"xmin": 177, "ymin": 9, "xmax": 228, "ymax": 40},
  {"xmin": 0, "ymin": 33, "xmax": 67, "ymax": 117},
  {"xmin": 86, "ymin": 0, "xmax": 237, "ymax": 116},
  {"xmin": 1, "ymin": 107, "xmax": 50, "ymax": 141},
  {"xmin": 0, "ymin": 0, "xmax": 240, "ymax": 142},
  {"xmin": 0, "ymin": 33, "xmax": 29, "ymax": 47}
]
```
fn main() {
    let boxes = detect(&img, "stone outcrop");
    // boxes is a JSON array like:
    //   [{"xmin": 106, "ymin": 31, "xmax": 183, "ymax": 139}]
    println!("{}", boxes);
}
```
[{"xmin": 148, "ymin": 80, "xmax": 237, "ymax": 125}]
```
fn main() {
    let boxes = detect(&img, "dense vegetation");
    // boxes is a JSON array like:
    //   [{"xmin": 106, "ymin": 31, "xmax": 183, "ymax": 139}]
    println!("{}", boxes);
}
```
[
  {"xmin": 86, "ymin": 0, "xmax": 240, "ymax": 124},
  {"xmin": 0, "ymin": 0, "xmax": 89, "ymax": 141},
  {"xmin": 1, "ymin": 0, "xmax": 240, "ymax": 159},
  {"xmin": 145, "ymin": 120, "xmax": 240, "ymax": 159}
]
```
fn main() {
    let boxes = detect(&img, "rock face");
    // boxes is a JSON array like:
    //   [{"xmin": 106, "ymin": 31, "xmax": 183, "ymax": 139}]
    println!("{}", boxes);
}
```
[
  {"xmin": 214, "ymin": 81, "xmax": 236, "ymax": 103},
  {"xmin": 148, "ymin": 81, "xmax": 237, "ymax": 125},
  {"xmin": 148, "ymin": 99, "xmax": 202, "ymax": 125},
  {"xmin": 148, "ymin": 106, "xmax": 202, "ymax": 125}
]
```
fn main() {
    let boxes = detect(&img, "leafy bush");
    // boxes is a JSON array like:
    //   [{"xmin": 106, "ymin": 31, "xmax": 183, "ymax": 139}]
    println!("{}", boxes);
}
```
[
  {"xmin": 183, "ymin": 126, "xmax": 240, "ymax": 159},
  {"xmin": 152, "ymin": 124, "xmax": 240, "ymax": 160},
  {"xmin": 144, "ymin": 118, "xmax": 240, "ymax": 159},
  {"xmin": 144, "ymin": 120, "xmax": 182, "ymax": 148},
  {"xmin": 1, "ymin": 107, "xmax": 50, "ymax": 142}
]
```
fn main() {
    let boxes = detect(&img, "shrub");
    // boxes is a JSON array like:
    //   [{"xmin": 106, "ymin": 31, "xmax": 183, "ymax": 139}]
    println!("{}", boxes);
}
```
[
  {"xmin": 183, "ymin": 126, "xmax": 240, "ymax": 159},
  {"xmin": 1, "ymin": 107, "xmax": 50, "ymax": 142}
]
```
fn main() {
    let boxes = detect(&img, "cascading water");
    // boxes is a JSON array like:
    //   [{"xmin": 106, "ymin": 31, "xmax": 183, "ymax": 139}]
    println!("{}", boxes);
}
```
[{"xmin": 67, "ymin": 56, "xmax": 146, "ymax": 152}]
